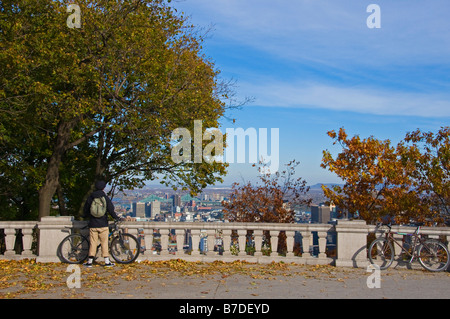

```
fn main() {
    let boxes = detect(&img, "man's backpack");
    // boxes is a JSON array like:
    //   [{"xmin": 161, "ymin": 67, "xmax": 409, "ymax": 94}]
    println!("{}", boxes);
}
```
[{"xmin": 90, "ymin": 196, "xmax": 107, "ymax": 218}]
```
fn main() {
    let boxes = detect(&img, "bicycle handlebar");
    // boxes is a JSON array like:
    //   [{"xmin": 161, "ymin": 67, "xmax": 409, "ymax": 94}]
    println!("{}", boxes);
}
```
[
  {"xmin": 375, "ymin": 221, "xmax": 424, "ymax": 237},
  {"xmin": 375, "ymin": 222, "xmax": 392, "ymax": 229},
  {"xmin": 376, "ymin": 221, "xmax": 424, "ymax": 228}
]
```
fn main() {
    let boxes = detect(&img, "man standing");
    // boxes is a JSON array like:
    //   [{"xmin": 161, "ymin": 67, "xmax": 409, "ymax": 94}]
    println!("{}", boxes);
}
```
[{"xmin": 83, "ymin": 180, "xmax": 120, "ymax": 267}]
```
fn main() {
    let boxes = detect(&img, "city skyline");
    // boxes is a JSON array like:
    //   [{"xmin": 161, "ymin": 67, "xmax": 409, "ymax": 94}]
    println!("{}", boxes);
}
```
[{"xmin": 165, "ymin": 0, "xmax": 450, "ymax": 186}]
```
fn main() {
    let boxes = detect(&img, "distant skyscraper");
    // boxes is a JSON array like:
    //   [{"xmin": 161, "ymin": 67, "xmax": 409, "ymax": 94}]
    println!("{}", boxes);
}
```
[
  {"xmin": 150, "ymin": 200, "xmax": 160, "ymax": 219},
  {"xmin": 133, "ymin": 202, "xmax": 145, "ymax": 218},
  {"xmin": 311, "ymin": 205, "xmax": 332, "ymax": 223},
  {"xmin": 145, "ymin": 202, "xmax": 151, "ymax": 217},
  {"xmin": 172, "ymin": 194, "xmax": 181, "ymax": 212}
]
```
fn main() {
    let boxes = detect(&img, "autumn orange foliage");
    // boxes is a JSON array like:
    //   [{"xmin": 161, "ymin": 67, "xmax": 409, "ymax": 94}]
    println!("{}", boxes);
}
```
[
  {"xmin": 321, "ymin": 127, "xmax": 450, "ymax": 225},
  {"xmin": 222, "ymin": 160, "xmax": 311, "ymax": 223}
]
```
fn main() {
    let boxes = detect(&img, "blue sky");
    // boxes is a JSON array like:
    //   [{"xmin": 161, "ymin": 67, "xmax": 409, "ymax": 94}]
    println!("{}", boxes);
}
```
[{"xmin": 170, "ymin": 0, "xmax": 450, "ymax": 186}]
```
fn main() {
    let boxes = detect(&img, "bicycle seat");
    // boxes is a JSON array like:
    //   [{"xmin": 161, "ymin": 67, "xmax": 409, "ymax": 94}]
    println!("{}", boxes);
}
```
[{"xmin": 412, "ymin": 222, "xmax": 424, "ymax": 227}]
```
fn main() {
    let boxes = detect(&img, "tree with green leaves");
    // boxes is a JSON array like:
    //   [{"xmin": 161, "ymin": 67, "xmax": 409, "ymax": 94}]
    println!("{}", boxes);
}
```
[{"xmin": 0, "ymin": 0, "xmax": 237, "ymax": 220}]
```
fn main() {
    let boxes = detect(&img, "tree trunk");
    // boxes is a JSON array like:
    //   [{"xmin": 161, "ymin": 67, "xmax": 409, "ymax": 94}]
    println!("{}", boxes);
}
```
[
  {"xmin": 37, "ymin": 120, "xmax": 74, "ymax": 220},
  {"xmin": 38, "ymin": 184, "xmax": 57, "ymax": 220}
]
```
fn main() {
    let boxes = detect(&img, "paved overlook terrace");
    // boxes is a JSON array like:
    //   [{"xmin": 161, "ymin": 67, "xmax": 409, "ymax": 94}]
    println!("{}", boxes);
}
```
[{"xmin": 1, "ymin": 216, "xmax": 450, "ymax": 270}]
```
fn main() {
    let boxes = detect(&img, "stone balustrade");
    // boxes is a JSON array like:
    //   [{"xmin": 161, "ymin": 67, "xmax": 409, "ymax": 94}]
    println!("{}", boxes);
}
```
[
  {"xmin": 0, "ymin": 216, "xmax": 449, "ymax": 268},
  {"xmin": 0, "ymin": 221, "xmax": 37, "ymax": 259},
  {"xmin": 110, "ymin": 220, "xmax": 336, "ymax": 265}
]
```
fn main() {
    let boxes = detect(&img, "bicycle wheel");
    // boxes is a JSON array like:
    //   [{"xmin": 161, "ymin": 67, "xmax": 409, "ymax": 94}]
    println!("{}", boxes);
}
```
[
  {"xmin": 368, "ymin": 238, "xmax": 394, "ymax": 270},
  {"xmin": 418, "ymin": 240, "xmax": 450, "ymax": 272},
  {"xmin": 58, "ymin": 234, "xmax": 90, "ymax": 264},
  {"xmin": 110, "ymin": 233, "xmax": 140, "ymax": 264}
]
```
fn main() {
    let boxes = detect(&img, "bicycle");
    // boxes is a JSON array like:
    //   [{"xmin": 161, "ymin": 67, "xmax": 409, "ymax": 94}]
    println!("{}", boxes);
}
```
[
  {"xmin": 57, "ymin": 220, "xmax": 140, "ymax": 264},
  {"xmin": 368, "ymin": 222, "xmax": 450, "ymax": 272}
]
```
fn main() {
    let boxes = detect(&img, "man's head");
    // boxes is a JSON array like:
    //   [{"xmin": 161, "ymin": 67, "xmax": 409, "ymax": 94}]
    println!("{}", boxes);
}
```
[{"xmin": 95, "ymin": 180, "xmax": 107, "ymax": 191}]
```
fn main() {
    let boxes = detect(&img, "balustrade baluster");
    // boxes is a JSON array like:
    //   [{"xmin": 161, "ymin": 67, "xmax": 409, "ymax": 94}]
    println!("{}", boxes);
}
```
[
  {"xmin": 222, "ymin": 229, "xmax": 232, "ymax": 256},
  {"xmin": 206, "ymin": 230, "xmax": 216, "ymax": 255},
  {"xmin": 270, "ymin": 230, "xmax": 279, "ymax": 256},
  {"xmin": 159, "ymin": 229, "xmax": 169, "ymax": 256},
  {"xmin": 301, "ymin": 231, "xmax": 311, "ymax": 258},
  {"xmin": 317, "ymin": 231, "xmax": 328, "ymax": 259},
  {"xmin": 253, "ymin": 230, "xmax": 263, "ymax": 257},
  {"xmin": 237, "ymin": 229, "xmax": 247, "ymax": 256},
  {"xmin": 22, "ymin": 228, "xmax": 34, "ymax": 256},
  {"xmin": 190, "ymin": 229, "xmax": 201, "ymax": 256},
  {"xmin": 4, "ymin": 228, "xmax": 16, "ymax": 256},
  {"xmin": 175, "ymin": 229, "xmax": 185, "ymax": 256},
  {"xmin": 285, "ymin": 231, "xmax": 295, "ymax": 257},
  {"xmin": 143, "ymin": 229, "xmax": 154, "ymax": 256}
]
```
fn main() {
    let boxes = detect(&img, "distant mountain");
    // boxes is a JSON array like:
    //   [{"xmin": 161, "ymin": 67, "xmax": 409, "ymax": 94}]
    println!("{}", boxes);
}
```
[{"xmin": 308, "ymin": 183, "xmax": 344, "ymax": 190}]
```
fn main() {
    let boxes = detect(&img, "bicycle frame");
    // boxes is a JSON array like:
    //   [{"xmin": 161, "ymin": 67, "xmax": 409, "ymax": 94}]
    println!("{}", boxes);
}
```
[
  {"xmin": 378, "ymin": 224, "xmax": 425, "ymax": 263},
  {"xmin": 107, "ymin": 221, "xmax": 127, "ymax": 246},
  {"xmin": 370, "ymin": 222, "xmax": 450, "ymax": 272},
  {"xmin": 108, "ymin": 223, "xmax": 118, "ymax": 242}
]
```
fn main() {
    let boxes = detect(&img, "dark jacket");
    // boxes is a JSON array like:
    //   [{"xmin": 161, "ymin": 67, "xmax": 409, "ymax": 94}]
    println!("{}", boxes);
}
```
[{"xmin": 83, "ymin": 190, "xmax": 119, "ymax": 228}]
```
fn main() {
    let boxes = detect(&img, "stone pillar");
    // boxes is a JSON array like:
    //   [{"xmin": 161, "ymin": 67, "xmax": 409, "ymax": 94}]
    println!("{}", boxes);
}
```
[
  {"xmin": 317, "ymin": 231, "xmax": 328, "ymax": 259},
  {"xmin": 190, "ymin": 229, "xmax": 201, "ymax": 256},
  {"xmin": 237, "ymin": 229, "xmax": 247, "ymax": 256},
  {"xmin": 222, "ymin": 229, "xmax": 232, "ymax": 257},
  {"xmin": 21, "ymin": 227, "xmax": 35, "ymax": 257},
  {"xmin": 159, "ymin": 229, "xmax": 170, "ymax": 256},
  {"xmin": 301, "ymin": 231, "xmax": 311, "ymax": 258},
  {"xmin": 3, "ymin": 228, "xmax": 17, "ymax": 257},
  {"xmin": 335, "ymin": 219, "xmax": 369, "ymax": 268},
  {"xmin": 143, "ymin": 228, "xmax": 154, "ymax": 257},
  {"xmin": 253, "ymin": 230, "xmax": 263, "ymax": 257},
  {"xmin": 37, "ymin": 216, "xmax": 74, "ymax": 262},
  {"xmin": 285, "ymin": 231, "xmax": 296, "ymax": 257},
  {"xmin": 206, "ymin": 230, "xmax": 216, "ymax": 255},
  {"xmin": 175, "ymin": 229, "xmax": 185, "ymax": 256},
  {"xmin": 270, "ymin": 230, "xmax": 279, "ymax": 257}
]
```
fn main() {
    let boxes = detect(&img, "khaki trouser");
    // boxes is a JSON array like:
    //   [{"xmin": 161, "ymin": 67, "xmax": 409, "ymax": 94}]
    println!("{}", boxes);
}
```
[{"xmin": 89, "ymin": 227, "xmax": 109, "ymax": 257}]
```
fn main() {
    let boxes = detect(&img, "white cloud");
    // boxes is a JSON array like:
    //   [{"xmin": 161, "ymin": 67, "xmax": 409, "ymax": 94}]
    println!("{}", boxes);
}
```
[
  {"xmin": 240, "ymin": 81, "xmax": 450, "ymax": 118},
  {"xmin": 177, "ymin": 0, "xmax": 450, "ymax": 66},
  {"xmin": 173, "ymin": 0, "xmax": 450, "ymax": 118}
]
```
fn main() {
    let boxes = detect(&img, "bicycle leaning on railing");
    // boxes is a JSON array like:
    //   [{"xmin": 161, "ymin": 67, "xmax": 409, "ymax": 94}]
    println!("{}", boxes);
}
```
[
  {"xmin": 368, "ymin": 222, "xmax": 450, "ymax": 272},
  {"xmin": 57, "ymin": 220, "xmax": 140, "ymax": 264}
]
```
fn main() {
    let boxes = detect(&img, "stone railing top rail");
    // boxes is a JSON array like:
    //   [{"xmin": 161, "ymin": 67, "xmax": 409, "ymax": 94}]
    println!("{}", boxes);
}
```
[{"xmin": 75, "ymin": 220, "xmax": 337, "ymax": 232}]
